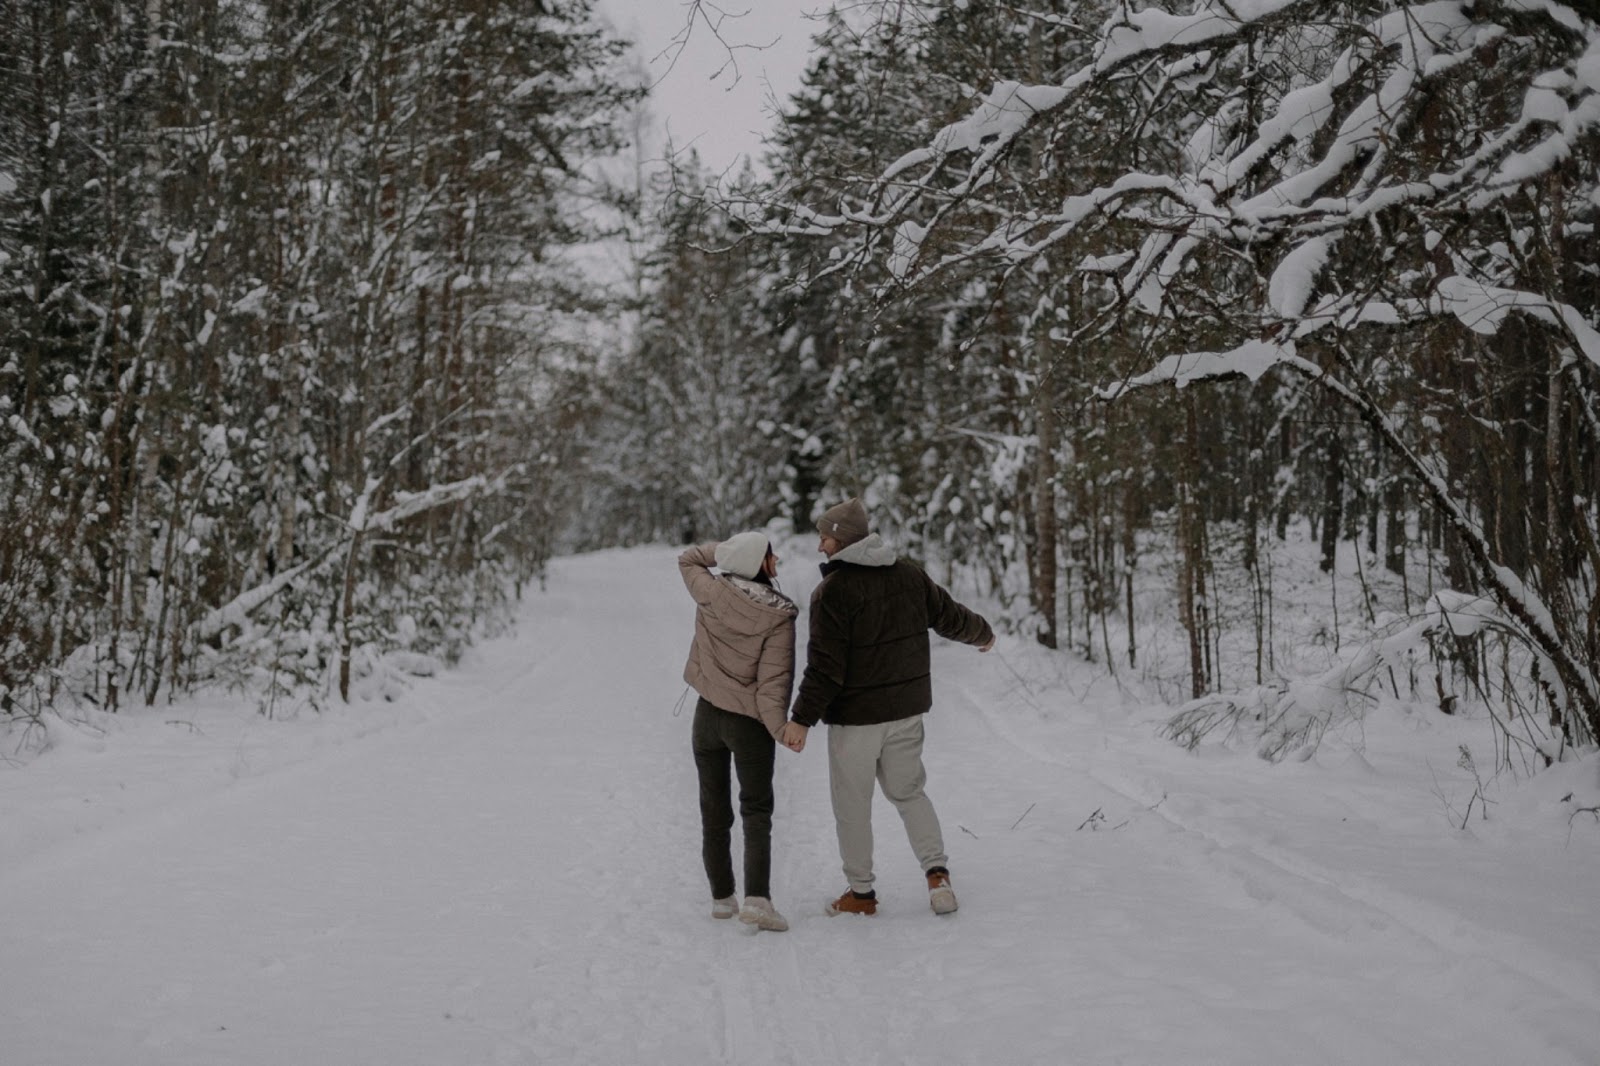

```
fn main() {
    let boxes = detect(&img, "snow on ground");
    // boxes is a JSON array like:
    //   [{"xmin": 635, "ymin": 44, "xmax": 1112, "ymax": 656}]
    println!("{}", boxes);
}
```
[{"xmin": 3, "ymin": 545, "xmax": 1598, "ymax": 1066}]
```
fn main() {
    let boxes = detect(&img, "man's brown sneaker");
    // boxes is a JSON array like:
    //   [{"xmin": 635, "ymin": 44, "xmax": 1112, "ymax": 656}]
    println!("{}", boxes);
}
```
[
  {"xmin": 826, "ymin": 888, "xmax": 878, "ymax": 916},
  {"xmin": 926, "ymin": 868, "xmax": 958, "ymax": 915}
]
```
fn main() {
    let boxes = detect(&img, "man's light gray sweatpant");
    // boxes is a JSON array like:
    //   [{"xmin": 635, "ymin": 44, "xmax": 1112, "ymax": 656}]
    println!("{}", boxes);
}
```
[{"xmin": 827, "ymin": 715, "xmax": 948, "ymax": 893}]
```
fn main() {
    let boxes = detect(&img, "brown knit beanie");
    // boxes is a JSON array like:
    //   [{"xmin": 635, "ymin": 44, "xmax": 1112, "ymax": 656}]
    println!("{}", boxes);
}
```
[{"xmin": 815, "ymin": 497, "xmax": 870, "ymax": 546}]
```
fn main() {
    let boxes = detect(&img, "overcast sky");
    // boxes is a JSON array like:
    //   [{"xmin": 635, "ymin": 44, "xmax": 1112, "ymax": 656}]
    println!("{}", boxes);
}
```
[{"xmin": 600, "ymin": 0, "xmax": 825, "ymax": 176}]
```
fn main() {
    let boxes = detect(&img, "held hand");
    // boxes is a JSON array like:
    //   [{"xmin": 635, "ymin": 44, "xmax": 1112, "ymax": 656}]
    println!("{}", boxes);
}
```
[
  {"xmin": 978, "ymin": 636, "xmax": 996, "ymax": 653},
  {"xmin": 782, "ymin": 721, "xmax": 809, "ymax": 752}
]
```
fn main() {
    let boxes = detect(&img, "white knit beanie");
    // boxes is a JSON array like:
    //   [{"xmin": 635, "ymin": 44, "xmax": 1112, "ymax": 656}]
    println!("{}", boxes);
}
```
[{"xmin": 714, "ymin": 531, "xmax": 770, "ymax": 579}]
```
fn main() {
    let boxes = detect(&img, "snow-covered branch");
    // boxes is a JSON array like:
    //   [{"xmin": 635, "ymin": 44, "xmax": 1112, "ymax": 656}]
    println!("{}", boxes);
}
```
[
  {"xmin": 353, "ymin": 474, "xmax": 501, "ymax": 534},
  {"xmin": 190, "ymin": 545, "xmax": 341, "ymax": 643}
]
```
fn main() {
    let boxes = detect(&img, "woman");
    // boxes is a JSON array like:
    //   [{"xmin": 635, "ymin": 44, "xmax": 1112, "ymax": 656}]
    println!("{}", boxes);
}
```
[{"xmin": 679, "ymin": 531, "xmax": 798, "ymax": 932}]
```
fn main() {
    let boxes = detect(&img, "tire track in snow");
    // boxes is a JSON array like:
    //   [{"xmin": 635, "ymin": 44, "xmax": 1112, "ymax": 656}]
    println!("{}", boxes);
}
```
[{"xmin": 776, "ymin": 933, "xmax": 840, "ymax": 1065}]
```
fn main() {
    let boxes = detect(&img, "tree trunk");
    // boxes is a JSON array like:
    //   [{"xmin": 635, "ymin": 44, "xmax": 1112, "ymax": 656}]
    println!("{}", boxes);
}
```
[
  {"xmin": 1033, "ymin": 326, "xmax": 1058, "ymax": 650},
  {"xmin": 1384, "ymin": 471, "xmax": 1406, "ymax": 577},
  {"xmin": 338, "ymin": 532, "xmax": 362, "ymax": 704},
  {"xmin": 1123, "ymin": 475, "xmax": 1138, "ymax": 670},
  {"xmin": 1320, "ymin": 428, "xmax": 1343, "ymax": 573},
  {"xmin": 1181, "ymin": 397, "xmax": 1207, "ymax": 698}
]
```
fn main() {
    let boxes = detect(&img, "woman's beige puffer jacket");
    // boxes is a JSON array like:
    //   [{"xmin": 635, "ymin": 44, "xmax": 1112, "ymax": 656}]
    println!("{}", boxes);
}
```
[{"xmin": 679, "ymin": 544, "xmax": 798, "ymax": 740}]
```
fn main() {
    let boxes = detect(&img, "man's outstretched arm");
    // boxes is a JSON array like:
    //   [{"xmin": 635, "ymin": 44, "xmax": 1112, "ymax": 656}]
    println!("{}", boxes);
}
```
[{"xmin": 924, "ymin": 571, "xmax": 994, "ymax": 649}]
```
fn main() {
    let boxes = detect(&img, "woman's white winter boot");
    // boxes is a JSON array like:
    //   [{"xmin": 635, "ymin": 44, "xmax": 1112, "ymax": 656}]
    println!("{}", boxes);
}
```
[{"xmin": 738, "ymin": 896, "xmax": 789, "ymax": 932}]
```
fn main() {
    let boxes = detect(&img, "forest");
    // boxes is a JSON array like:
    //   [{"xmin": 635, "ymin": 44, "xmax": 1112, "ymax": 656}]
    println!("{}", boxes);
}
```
[{"xmin": 3, "ymin": 1, "xmax": 1598, "ymax": 765}]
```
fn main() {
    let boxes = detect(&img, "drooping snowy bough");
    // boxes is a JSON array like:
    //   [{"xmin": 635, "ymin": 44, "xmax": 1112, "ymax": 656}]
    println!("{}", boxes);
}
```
[{"xmin": 753, "ymin": 1, "xmax": 1600, "ymax": 748}]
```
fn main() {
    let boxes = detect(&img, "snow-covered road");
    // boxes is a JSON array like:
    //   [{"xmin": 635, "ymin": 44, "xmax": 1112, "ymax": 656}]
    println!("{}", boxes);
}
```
[{"xmin": 3, "ymin": 546, "xmax": 1597, "ymax": 1065}]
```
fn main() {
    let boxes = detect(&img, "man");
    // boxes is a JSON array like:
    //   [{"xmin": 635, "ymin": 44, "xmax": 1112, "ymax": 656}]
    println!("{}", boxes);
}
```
[{"xmin": 783, "ymin": 497, "xmax": 994, "ymax": 917}]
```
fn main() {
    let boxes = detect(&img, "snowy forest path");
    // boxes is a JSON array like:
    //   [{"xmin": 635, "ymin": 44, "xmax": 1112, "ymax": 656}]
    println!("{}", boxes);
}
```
[{"xmin": 2, "ymin": 546, "xmax": 1597, "ymax": 1065}]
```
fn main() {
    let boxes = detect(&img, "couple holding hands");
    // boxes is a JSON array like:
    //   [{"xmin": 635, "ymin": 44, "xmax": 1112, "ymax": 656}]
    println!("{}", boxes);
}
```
[{"xmin": 679, "ymin": 498, "xmax": 994, "ymax": 933}]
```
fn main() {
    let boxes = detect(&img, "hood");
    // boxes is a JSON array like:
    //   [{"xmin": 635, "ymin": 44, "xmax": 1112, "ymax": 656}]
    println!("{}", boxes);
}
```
[
  {"xmin": 725, "ymin": 575, "xmax": 799, "ymax": 617},
  {"xmin": 829, "ymin": 532, "xmax": 898, "ymax": 569}
]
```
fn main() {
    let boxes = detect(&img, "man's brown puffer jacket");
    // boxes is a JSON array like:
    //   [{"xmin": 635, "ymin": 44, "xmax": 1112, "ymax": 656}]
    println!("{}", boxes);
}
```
[{"xmin": 790, "ymin": 534, "xmax": 992, "ymax": 728}]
